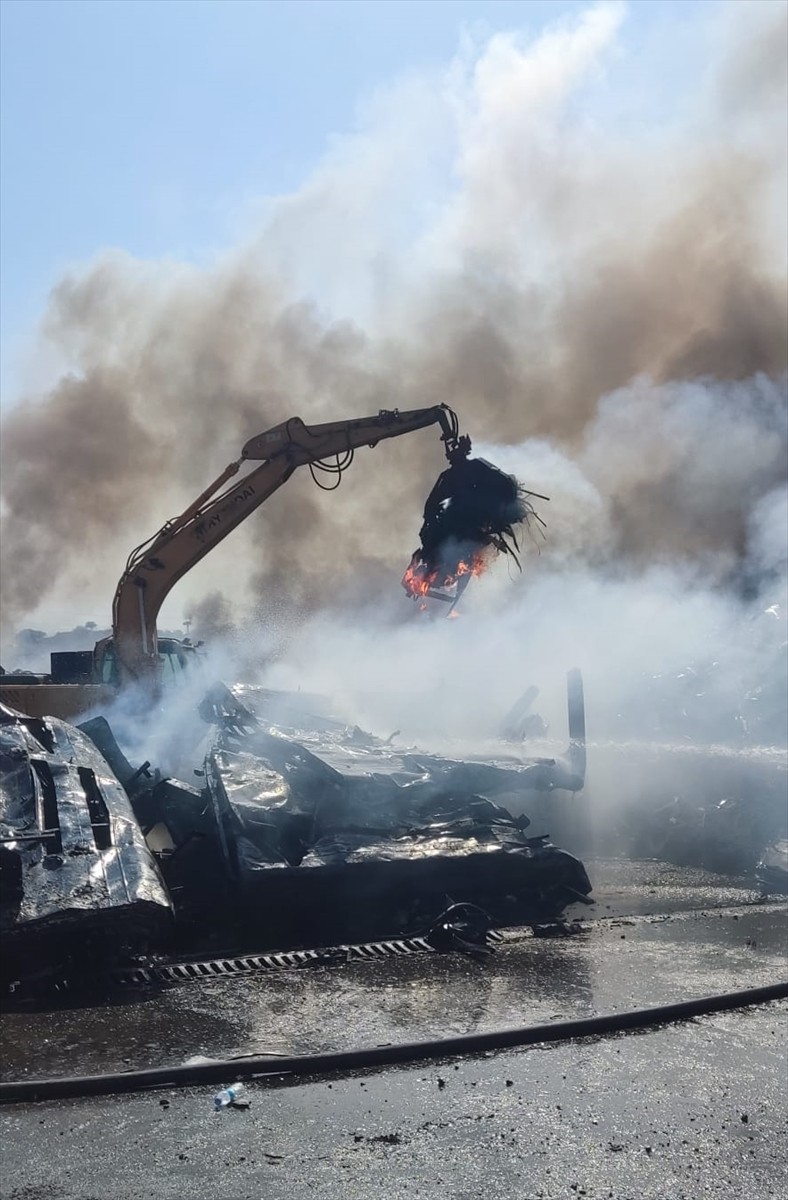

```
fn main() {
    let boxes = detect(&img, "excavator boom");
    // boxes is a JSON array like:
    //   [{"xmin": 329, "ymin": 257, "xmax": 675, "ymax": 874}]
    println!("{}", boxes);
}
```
[{"xmin": 112, "ymin": 405, "xmax": 461, "ymax": 683}]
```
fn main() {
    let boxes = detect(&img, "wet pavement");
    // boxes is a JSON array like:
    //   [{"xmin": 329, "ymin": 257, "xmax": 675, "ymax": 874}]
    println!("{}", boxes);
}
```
[
  {"xmin": 3, "ymin": 1006, "xmax": 786, "ymax": 1200},
  {"xmin": 1, "ymin": 859, "xmax": 785, "ymax": 1080},
  {"xmin": 1, "ymin": 857, "xmax": 787, "ymax": 1198}
]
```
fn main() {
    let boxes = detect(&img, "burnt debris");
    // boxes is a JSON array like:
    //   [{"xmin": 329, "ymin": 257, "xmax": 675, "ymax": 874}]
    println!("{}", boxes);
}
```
[
  {"xmin": 0, "ymin": 703, "xmax": 173, "ymax": 986},
  {"xmin": 159, "ymin": 683, "xmax": 591, "ymax": 951},
  {"xmin": 1, "ymin": 675, "xmax": 592, "ymax": 987}
]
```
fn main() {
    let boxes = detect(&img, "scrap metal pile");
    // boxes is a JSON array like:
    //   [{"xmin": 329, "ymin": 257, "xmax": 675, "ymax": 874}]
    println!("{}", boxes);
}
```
[
  {"xmin": 0, "ymin": 680, "xmax": 591, "ymax": 986},
  {"xmin": 189, "ymin": 685, "xmax": 591, "ymax": 948}
]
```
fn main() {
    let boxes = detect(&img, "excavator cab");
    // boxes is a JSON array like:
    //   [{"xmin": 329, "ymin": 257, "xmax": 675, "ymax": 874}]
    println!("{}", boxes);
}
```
[
  {"xmin": 95, "ymin": 637, "xmax": 199, "ymax": 689},
  {"xmin": 156, "ymin": 638, "xmax": 200, "ymax": 684}
]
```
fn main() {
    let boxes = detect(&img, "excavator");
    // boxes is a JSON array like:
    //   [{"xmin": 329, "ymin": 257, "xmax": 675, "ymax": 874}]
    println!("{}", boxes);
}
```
[{"xmin": 0, "ymin": 404, "xmax": 468, "ymax": 722}]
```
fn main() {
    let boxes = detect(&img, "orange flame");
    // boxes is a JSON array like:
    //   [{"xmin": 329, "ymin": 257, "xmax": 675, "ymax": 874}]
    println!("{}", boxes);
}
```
[
  {"xmin": 453, "ymin": 550, "xmax": 488, "ymax": 581},
  {"xmin": 401, "ymin": 546, "xmax": 490, "ymax": 602},
  {"xmin": 401, "ymin": 558, "xmax": 440, "ymax": 598}
]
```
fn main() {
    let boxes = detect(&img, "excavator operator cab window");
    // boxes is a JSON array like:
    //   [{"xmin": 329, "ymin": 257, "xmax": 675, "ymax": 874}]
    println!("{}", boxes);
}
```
[
  {"xmin": 100, "ymin": 643, "xmax": 120, "ymax": 687},
  {"xmin": 157, "ymin": 641, "xmax": 190, "ymax": 685}
]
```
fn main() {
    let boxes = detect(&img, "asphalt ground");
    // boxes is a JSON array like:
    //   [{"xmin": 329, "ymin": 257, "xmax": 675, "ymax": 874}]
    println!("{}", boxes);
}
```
[{"xmin": 1, "ymin": 857, "xmax": 786, "ymax": 1199}]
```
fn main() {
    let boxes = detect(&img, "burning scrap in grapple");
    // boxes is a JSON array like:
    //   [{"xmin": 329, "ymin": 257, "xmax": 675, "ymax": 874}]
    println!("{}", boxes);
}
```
[{"xmin": 402, "ymin": 428, "xmax": 546, "ymax": 611}]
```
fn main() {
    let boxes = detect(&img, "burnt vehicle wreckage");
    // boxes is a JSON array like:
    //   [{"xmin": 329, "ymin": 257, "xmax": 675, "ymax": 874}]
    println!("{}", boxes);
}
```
[
  {"xmin": 0, "ymin": 671, "xmax": 591, "ymax": 989},
  {"xmin": 0, "ymin": 676, "xmax": 590, "ymax": 991},
  {"xmin": 0, "ymin": 404, "xmax": 598, "ymax": 990}
]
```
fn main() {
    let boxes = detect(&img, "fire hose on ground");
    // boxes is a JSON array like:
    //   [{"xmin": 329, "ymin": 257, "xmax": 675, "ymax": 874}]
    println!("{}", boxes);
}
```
[{"xmin": 1, "ymin": 980, "xmax": 785, "ymax": 1104}]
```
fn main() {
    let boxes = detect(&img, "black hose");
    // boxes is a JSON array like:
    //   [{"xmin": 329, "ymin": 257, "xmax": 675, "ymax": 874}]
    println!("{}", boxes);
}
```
[{"xmin": 2, "ymin": 981, "xmax": 785, "ymax": 1104}]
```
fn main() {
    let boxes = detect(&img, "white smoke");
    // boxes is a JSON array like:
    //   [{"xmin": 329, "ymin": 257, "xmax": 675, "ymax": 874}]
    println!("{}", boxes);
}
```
[{"xmin": 259, "ymin": 380, "xmax": 788, "ymax": 752}]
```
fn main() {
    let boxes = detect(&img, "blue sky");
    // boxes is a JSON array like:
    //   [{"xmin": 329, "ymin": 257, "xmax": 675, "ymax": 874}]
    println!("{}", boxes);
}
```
[{"xmin": 0, "ymin": 0, "xmax": 718, "ymax": 398}]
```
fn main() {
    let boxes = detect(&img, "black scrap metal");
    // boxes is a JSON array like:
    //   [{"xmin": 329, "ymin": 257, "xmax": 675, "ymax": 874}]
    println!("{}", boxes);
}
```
[{"xmin": 2, "ymin": 668, "xmax": 590, "ymax": 986}]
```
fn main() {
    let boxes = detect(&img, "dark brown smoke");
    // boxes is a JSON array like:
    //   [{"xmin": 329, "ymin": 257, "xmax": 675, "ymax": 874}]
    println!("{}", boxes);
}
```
[
  {"xmin": 185, "ymin": 592, "xmax": 236, "ymax": 643},
  {"xmin": 1, "ymin": 3, "xmax": 786, "ymax": 640}
]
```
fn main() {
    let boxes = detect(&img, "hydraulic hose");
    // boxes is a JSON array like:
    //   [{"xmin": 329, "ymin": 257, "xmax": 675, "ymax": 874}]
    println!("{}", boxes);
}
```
[{"xmin": 1, "ymin": 980, "xmax": 785, "ymax": 1104}]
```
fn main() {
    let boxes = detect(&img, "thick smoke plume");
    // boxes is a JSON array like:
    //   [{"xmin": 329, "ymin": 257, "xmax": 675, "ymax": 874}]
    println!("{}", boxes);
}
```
[{"xmin": 1, "ymin": 1, "xmax": 786, "ymax": 649}]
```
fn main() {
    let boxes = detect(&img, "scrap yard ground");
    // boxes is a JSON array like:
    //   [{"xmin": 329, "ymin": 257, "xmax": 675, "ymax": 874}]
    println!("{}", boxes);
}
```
[{"xmin": 2, "ymin": 858, "xmax": 786, "ymax": 1200}]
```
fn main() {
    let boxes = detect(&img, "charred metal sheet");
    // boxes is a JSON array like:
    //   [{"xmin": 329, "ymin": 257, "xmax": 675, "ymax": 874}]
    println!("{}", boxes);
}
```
[
  {"xmin": 231, "ymin": 669, "xmax": 586, "ymax": 797},
  {"xmin": 68, "ymin": 682, "xmax": 591, "ymax": 958},
  {"xmin": 199, "ymin": 692, "xmax": 592, "ymax": 948},
  {"xmin": 0, "ymin": 704, "xmax": 173, "ymax": 982}
]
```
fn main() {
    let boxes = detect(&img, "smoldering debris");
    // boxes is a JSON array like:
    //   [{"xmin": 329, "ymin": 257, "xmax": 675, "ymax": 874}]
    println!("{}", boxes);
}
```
[
  {"xmin": 0, "ymin": 703, "xmax": 173, "ymax": 986},
  {"xmin": 0, "ymin": 673, "xmax": 593, "ymax": 987},
  {"xmin": 3, "ymin": 642, "xmax": 786, "ymax": 992},
  {"xmin": 182, "ymin": 683, "xmax": 592, "ymax": 950}
]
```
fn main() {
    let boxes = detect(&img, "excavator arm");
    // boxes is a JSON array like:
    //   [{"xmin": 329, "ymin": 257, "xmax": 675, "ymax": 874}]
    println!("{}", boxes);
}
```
[{"xmin": 111, "ymin": 405, "xmax": 462, "ymax": 685}]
